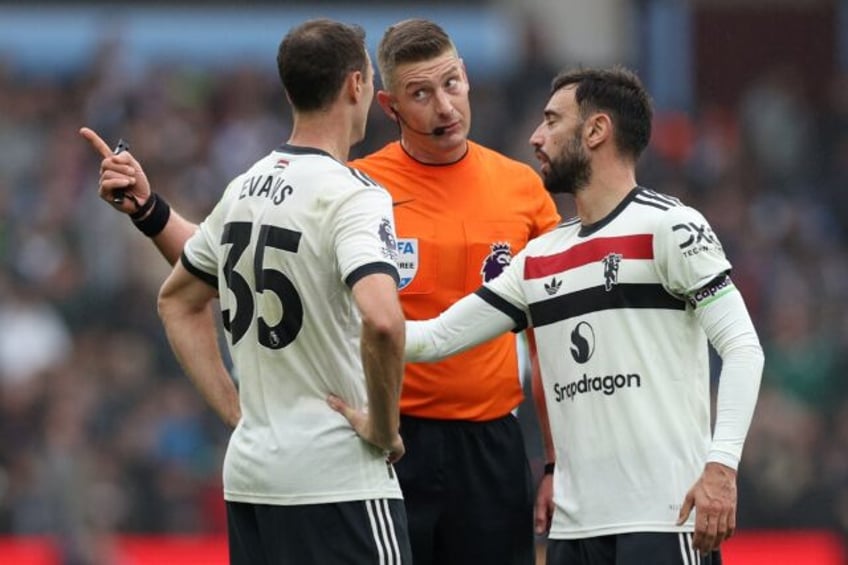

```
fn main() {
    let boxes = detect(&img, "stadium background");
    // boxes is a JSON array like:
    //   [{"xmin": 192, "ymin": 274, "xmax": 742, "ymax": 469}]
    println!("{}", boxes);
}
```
[{"xmin": 0, "ymin": 0, "xmax": 846, "ymax": 563}]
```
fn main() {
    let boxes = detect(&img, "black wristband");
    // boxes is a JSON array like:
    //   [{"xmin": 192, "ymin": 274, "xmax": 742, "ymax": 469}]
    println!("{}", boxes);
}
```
[
  {"xmin": 543, "ymin": 462, "xmax": 555, "ymax": 475},
  {"xmin": 132, "ymin": 193, "xmax": 171, "ymax": 237},
  {"xmin": 129, "ymin": 192, "xmax": 157, "ymax": 220}
]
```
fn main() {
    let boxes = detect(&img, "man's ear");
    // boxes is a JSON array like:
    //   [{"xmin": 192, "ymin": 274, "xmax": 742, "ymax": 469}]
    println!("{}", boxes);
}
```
[
  {"xmin": 347, "ymin": 71, "xmax": 363, "ymax": 103},
  {"xmin": 585, "ymin": 113, "xmax": 612, "ymax": 150},
  {"xmin": 376, "ymin": 90, "xmax": 397, "ymax": 121},
  {"xmin": 459, "ymin": 58, "xmax": 470, "ymax": 94}
]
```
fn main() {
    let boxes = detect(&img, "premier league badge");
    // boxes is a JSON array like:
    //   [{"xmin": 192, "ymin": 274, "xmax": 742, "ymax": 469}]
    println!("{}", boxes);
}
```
[{"xmin": 480, "ymin": 242, "xmax": 512, "ymax": 282}]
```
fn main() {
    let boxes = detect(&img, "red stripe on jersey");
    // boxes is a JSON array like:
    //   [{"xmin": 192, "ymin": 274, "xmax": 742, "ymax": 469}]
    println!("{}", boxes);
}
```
[{"xmin": 524, "ymin": 234, "xmax": 654, "ymax": 280}]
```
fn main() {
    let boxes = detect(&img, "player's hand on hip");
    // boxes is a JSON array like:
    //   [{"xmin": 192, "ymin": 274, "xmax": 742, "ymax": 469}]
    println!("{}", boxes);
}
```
[
  {"xmin": 384, "ymin": 435, "xmax": 405, "ymax": 464},
  {"xmin": 327, "ymin": 393, "xmax": 368, "ymax": 431},
  {"xmin": 534, "ymin": 472, "xmax": 554, "ymax": 534},
  {"xmin": 677, "ymin": 462, "xmax": 737, "ymax": 554},
  {"xmin": 79, "ymin": 126, "xmax": 152, "ymax": 213},
  {"xmin": 327, "ymin": 394, "xmax": 404, "ymax": 462}
]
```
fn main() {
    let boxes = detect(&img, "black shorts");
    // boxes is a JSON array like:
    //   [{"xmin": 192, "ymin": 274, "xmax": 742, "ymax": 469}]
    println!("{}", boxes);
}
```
[
  {"xmin": 395, "ymin": 413, "xmax": 535, "ymax": 565},
  {"xmin": 547, "ymin": 532, "xmax": 722, "ymax": 565},
  {"xmin": 226, "ymin": 498, "xmax": 411, "ymax": 564}
]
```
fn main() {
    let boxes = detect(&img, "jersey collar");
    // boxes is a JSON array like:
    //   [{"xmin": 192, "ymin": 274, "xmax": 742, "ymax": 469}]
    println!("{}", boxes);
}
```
[
  {"xmin": 578, "ymin": 186, "xmax": 641, "ymax": 238},
  {"xmin": 277, "ymin": 143, "xmax": 335, "ymax": 159}
]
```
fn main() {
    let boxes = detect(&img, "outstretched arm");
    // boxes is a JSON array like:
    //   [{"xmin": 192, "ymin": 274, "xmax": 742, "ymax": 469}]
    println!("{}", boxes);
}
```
[
  {"xmin": 405, "ymin": 291, "xmax": 518, "ymax": 362},
  {"xmin": 79, "ymin": 127, "xmax": 198, "ymax": 265}
]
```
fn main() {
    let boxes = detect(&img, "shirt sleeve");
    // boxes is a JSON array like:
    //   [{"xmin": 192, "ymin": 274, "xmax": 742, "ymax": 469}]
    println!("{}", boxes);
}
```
[
  {"xmin": 331, "ymin": 185, "xmax": 400, "ymax": 288},
  {"xmin": 694, "ymin": 284, "xmax": 764, "ymax": 469},
  {"xmin": 653, "ymin": 205, "xmax": 732, "ymax": 298},
  {"xmin": 656, "ymin": 204, "xmax": 763, "ymax": 469}
]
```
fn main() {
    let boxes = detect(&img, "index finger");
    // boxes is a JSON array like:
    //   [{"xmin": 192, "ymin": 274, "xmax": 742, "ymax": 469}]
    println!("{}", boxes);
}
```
[{"xmin": 79, "ymin": 126, "xmax": 113, "ymax": 159}]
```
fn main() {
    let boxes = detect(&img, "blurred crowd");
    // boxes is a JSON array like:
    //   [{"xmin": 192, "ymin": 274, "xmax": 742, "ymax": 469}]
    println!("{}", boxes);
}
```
[{"xmin": 0, "ymin": 30, "xmax": 846, "ymax": 562}]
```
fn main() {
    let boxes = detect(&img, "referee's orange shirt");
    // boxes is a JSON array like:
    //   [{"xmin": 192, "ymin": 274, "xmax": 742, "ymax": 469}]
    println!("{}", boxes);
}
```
[{"xmin": 351, "ymin": 141, "xmax": 560, "ymax": 421}]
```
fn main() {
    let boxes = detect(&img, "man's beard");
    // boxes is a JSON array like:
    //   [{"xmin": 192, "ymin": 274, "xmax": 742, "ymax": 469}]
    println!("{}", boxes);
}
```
[{"xmin": 543, "ymin": 134, "xmax": 592, "ymax": 195}]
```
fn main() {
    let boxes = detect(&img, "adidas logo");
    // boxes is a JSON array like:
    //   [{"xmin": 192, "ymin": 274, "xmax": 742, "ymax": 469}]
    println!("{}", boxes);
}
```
[{"xmin": 544, "ymin": 277, "xmax": 562, "ymax": 296}]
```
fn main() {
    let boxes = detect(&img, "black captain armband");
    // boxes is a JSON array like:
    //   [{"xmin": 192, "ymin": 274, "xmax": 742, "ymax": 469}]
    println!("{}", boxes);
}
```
[
  {"xmin": 131, "ymin": 193, "xmax": 171, "ymax": 237},
  {"xmin": 543, "ymin": 462, "xmax": 555, "ymax": 475}
]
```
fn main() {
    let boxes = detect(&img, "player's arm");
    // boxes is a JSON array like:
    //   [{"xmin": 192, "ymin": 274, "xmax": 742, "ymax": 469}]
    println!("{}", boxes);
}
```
[
  {"xmin": 406, "ymin": 248, "xmax": 530, "ymax": 362},
  {"xmin": 352, "ymin": 272, "xmax": 406, "ymax": 459},
  {"xmin": 79, "ymin": 126, "xmax": 197, "ymax": 265},
  {"xmin": 697, "ymin": 277, "xmax": 763, "ymax": 472},
  {"xmin": 677, "ymin": 276, "xmax": 763, "ymax": 551},
  {"xmin": 325, "ymin": 185, "xmax": 407, "ymax": 460},
  {"xmin": 657, "ymin": 207, "xmax": 763, "ymax": 552},
  {"xmin": 405, "ymin": 290, "xmax": 518, "ymax": 362},
  {"xmin": 330, "ymin": 271, "xmax": 406, "ymax": 461},
  {"xmin": 158, "ymin": 261, "xmax": 240, "ymax": 428}
]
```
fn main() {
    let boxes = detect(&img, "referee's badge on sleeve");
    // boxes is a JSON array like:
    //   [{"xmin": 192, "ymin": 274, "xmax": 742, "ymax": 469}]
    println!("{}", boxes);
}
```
[{"xmin": 396, "ymin": 238, "xmax": 419, "ymax": 290}]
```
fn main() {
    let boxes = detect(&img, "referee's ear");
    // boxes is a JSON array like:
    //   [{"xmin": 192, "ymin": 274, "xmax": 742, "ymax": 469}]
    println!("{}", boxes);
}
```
[{"xmin": 376, "ymin": 91, "xmax": 397, "ymax": 122}]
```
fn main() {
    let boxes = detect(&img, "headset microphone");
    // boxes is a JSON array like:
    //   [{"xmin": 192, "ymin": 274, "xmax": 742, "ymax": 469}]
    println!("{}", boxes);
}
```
[{"xmin": 393, "ymin": 107, "xmax": 448, "ymax": 137}]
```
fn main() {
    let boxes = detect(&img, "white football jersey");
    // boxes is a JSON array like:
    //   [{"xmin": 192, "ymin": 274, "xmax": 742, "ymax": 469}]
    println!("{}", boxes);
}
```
[
  {"xmin": 183, "ymin": 144, "xmax": 403, "ymax": 505},
  {"xmin": 483, "ymin": 187, "xmax": 732, "ymax": 538}
]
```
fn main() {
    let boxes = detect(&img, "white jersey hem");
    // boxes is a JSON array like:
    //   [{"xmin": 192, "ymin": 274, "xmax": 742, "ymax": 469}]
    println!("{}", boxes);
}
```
[
  {"xmin": 224, "ymin": 488, "xmax": 404, "ymax": 506},
  {"xmin": 549, "ymin": 522, "xmax": 695, "ymax": 540}
]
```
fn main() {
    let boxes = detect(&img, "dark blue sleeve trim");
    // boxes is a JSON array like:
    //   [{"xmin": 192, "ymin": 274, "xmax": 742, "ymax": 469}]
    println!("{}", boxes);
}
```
[
  {"xmin": 180, "ymin": 252, "xmax": 218, "ymax": 289},
  {"xmin": 345, "ymin": 262, "xmax": 400, "ymax": 289},
  {"xmin": 474, "ymin": 286, "xmax": 527, "ymax": 332}
]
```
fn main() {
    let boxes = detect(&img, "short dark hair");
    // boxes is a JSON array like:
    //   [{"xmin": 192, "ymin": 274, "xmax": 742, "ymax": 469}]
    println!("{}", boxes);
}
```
[
  {"xmin": 377, "ymin": 18, "xmax": 456, "ymax": 91},
  {"xmin": 277, "ymin": 19, "xmax": 367, "ymax": 112},
  {"xmin": 551, "ymin": 66, "xmax": 653, "ymax": 161}
]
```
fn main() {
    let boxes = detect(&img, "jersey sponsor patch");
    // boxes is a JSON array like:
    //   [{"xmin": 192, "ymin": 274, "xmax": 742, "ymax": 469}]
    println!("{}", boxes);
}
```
[
  {"xmin": 553, "ymin": 372, "xmax": 642, "ymax": 402},
  {"xmin": 672, "ymin": 221, "xmax": 724, "ymax": 258},
  {"xmin": 569, "ymin": 321, "xmax": 595, "ymax": 363},
  {"xmin": 396, "ymin": 238, "xmax": 418, "ymax": 290}
]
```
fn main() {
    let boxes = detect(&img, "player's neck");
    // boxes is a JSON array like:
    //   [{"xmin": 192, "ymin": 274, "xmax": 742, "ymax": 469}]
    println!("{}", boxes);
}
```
[
  {"xmin": 575, "ymin": 161, "xmax": 637, "ymax": 225},
  {"xmin": 289, "ymin": 114, "xmax": 353, "ymax": 162}
]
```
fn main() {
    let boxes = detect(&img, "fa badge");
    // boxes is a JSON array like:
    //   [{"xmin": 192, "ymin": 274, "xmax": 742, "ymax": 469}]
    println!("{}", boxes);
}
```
[{"xmin": 396, "ymin": 238, "xmax": 419, "ymax": 290}]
